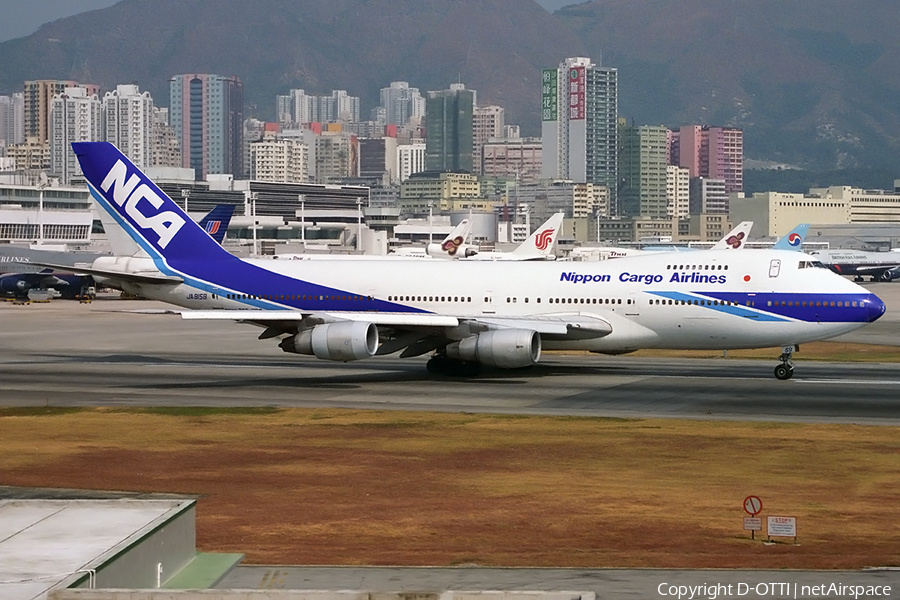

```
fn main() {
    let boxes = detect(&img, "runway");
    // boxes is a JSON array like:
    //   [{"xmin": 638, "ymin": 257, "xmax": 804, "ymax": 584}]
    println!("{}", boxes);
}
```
[{"xmin": 1, "ymin": 284, "xmax": 899, "ymax": 424}]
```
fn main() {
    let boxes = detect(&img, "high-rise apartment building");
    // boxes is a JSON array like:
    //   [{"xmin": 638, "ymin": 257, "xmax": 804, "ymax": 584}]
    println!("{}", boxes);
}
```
[
  {"xmin": 25, "ymin": 80, "xmax": 99, "ymax": 143},
  {"xmin": 0, "ymin": 93, "xmax": 25, "ymax": 146},
  {"xmin": 150, "ymin": 107, "xmax": 181, "ymax": 168},
  {"xmin": 103, "ymin": 84, "xmax": 154, "ymax": 169},
  {"xmin": 666, "ymin": 165, "xmax": 690, "ymax": 219},
  {"xmin": 250, "ymin": 133, "xmax": 309, "ymax": 183},
  {"xmin": 541, "ymin": 57, "xmax": 618, "ymax": 212},
  {"xmin": 397, "ymin": 143, "xmax": 426, "ymax": 182},
  {"xmin": 380, "ymin": 81, "xmax": 425, "ymax": 127},
  {"xmin": 358, "ymin": 137, "xmax": 398, "ymax": 182},
  {"xmin": 472, "ymin": 105, "xmax": 504, "ymax": 175},
  {"xmin": 670, "ymin": 125, "xmax": 743, "ymax": 194},
  {"xmin": 618, "ymin": 123, "xmax": 669, "ymax": 218},
  {"xmin": 690, "ymin": 177, "xmax": 728, "ymax": 214},
  {"xmin": 425, "ymin": 83, "xmax": 474, "ymax": 173},
  {"xmin": 169, "ymin": 74, "xmax": 244, "ymax": 179},
  {"xmin": 50, "ymin": 87, "xmax": 103, "ymax": 184}
]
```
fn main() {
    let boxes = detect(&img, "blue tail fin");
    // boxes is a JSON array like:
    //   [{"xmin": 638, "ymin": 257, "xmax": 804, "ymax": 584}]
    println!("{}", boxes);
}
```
[
  {"xmin": 197, "ymin": 204, "xmax": 236, "ymax": 245},
  {"xmin": 72, "ymin": 142, "xmax": 231, "ymax": 263},
  {"xmin": 773, "ymin": 224, "xmax": 809, "ymax": 251}
]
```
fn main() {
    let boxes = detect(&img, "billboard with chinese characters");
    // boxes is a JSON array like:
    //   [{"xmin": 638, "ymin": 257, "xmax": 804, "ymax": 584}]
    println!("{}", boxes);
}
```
[
  {"xmin": 541, "ymin": 69, "xmax": 557, "ymax": 122},
  {"xmin": 568, "ymin": 66, "xmax": 585, "ymax": 121}
]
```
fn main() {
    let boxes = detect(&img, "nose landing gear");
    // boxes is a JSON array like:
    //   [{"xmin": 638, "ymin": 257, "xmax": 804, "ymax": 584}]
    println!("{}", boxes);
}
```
[{"xmin": 774, "ymin": 345, "xmax": 797, "ymax": 380}]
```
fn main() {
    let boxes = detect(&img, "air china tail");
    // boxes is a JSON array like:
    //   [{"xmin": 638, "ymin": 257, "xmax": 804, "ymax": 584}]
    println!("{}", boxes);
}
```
[{"xmin": 72, "ymin": 142, "xmax": 885, "ymax": 381}]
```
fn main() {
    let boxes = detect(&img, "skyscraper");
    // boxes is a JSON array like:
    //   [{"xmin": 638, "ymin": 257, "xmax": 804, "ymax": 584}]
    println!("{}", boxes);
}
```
[
  {"xmin": 380, "ymin": 81, "xmax": 424, "ymax": 127},
  {"xmin": 425, "ymin": 83, "xmax": 474, "ymax": 173},
  {"xmin": 670, "ymin": 125, "xmax": 743, "ymax": 194},
  {"xmin": 0, "ymin": 93, "xmax": 24, "ymax": 146},
  {"xmin": 169, "ymin": 74, "xmax": 244, "ymax": 179},
  {"xmin": 103, "ymin": 84, "xmax": 154, "ymax": 169},
  {"xmin": 617, "ymin": 123, "xmax": 669, "ymax": 218},
  {"xmin": 472, "ymin": 105, "xmax": 504, "ymax": 175},
  {"xmin": 50, "ymin": 87, "xmax": 102, "ymax": 184},
  {"xmin": 541, "ymin": 57, "xmax": 618, "ymax": 213}
]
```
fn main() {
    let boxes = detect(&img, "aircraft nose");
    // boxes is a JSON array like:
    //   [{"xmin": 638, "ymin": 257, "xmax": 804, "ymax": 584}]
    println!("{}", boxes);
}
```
[{"xmin": 866, "ymin": 293, "xmax": 886, "ymax": 323}]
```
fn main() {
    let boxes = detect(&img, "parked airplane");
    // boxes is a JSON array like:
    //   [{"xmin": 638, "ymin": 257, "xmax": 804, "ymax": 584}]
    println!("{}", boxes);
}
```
[
  {"xmin": 568, "ymin": 221, "xmax": 754, "ymax": 261},
  {"xmin": 0, "ymin": 204, "xmax": 235, "ymax": 299},
  {"xmin": 809, "ymin": 248, "xmax": 900, "ymax": 282},
  {"xmin": 387, "ymin": 219, "xmax": 476, "ymax": 259},
  {"xmin": 54, "ymin": 142, "xmax": 885, "ymax": 380},
  {"xmin": 463, "ymin": 212, "xmax": 564, "ymax": 261}
]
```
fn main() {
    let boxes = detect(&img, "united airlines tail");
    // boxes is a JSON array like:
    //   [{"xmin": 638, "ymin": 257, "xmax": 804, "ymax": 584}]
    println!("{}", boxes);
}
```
[
  {"xmin": 197, "ymin": 204, "xmax": 236, "ymax": 246},
  {"xmin": 72, "ymin": 142, "xmax": 233, "ymax": 265},
  {"xmin": 772, "ymin": 224, "xmax": 809, "ymax": 251}
]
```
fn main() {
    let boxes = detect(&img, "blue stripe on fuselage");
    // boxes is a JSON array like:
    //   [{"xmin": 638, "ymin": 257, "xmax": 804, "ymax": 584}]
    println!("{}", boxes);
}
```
[{"xmin": 649, "ymin": 290, "xmax": 881, "ymax": 323}]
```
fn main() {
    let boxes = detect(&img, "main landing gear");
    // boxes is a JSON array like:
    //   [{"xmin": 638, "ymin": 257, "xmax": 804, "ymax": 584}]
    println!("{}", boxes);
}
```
[
  {"xmin": 426, "ymin": 354, "xmax": 482, "ymax": 377},
  {"xmin": 774, "ymin": 345, "xmax": 796, "ymax": 380}
]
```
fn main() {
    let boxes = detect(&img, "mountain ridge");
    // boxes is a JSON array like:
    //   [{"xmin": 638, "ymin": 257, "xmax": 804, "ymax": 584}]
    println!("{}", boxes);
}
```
[{"xmin": 0, "ymin": 0, "xmax": 897, "ymax": 170}]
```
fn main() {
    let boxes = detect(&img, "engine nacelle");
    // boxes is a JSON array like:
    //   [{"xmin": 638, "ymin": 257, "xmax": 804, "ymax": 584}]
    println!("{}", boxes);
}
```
[
  {"xmin": 445, "ymin": 329, "xmax": 541, "ymax": 369},
  {"xmin": 280, "ymin": 321, "xmax": 378, "ymax": 362}
]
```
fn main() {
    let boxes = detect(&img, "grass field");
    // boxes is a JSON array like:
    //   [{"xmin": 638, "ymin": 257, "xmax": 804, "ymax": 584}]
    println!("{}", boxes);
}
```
[{"xmin": 1, "ymin": 407, "xmax": 898, "ymax": 569}]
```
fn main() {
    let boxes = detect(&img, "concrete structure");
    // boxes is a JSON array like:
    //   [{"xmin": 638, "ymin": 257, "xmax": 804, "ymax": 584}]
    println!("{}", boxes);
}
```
[
  {"xmin": 730, "ymin": 190, "xmax": 851, "ymax": 238},
  {"xmin": 666, "ymin": 165, "xmax": 690, "ymax": 218},
  {"xmin": 0, "ymin": 182, "xmax": 93, "ymax": 244},
  {"xmin": 689, "ymin": 177, "xmax": 727, "ymax": 214},
  {"xmin": 397, "ymin": 143, "xmax": 426, "ymax": 182},
  {"xmin": 5, "ymin": 136, "xmax": 50, "ymax": 173},
  {"xmin": 472, "ymin": 105, "xmax": 504, "ymax": 175},
  {"xmin": 516, "ymin": 181, "xmax": 605, "ymax": 226},
  {"xmin": 541, "ymin": 57, "xmax": 618, "ymax": 213},
  {"xmin": 0, "ymin": 498, "xmax": 241, "ymax": 600},
  {"xmin": 670, "ymin": 125, "xmax": 743, "ymax": 194},
  {"xmin": 169, "ymin": 74, "xmax": 244, "ymax": 179},
  {"xmin": 0, "ymin": 92, "xmax": 24, "ymax": 146},
  {"xmin": 590, "ymin": 214, "xmax": 732, "ymax": 244},
  {"xmin": 425, "ymin": 84, "xmax": 474, "ymax": 173},
  {"xmin": 399, "ymin": 171, "xmax": 480, "ymax": 215},
  {"xmin": 103, "ymin": 85, "xmax": 154, "ymax": 170},
  {"xmin": 24, "ymin": 80, "xmax": 99, "ymax": 144},
  {"xmin": 50, "ymin": 87, "xmax": 103, "ymax": 185},
  {"xmin": 481, "ymin": 137, "xmax": 542, "ymax": 184},
  {"xmin": 618, "ymin": 124, "xmax": 668, "ymax": 218},
  {"xmin": 150, "ymin": 107, "xmax": 181, "ymax": 168},
  {"xmin": 308, "ymin": 130, "xmax": 357, "ymax": 184}
]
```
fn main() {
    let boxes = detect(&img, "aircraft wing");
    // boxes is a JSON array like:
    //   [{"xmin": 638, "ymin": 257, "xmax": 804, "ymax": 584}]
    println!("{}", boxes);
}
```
[
  {"xmin": 28, "ymin": 261, "xmax": 183, "ymax": 285},
  {"xmin": 180, "ymin": 310, "xmax": 613, "ymax": 339}
]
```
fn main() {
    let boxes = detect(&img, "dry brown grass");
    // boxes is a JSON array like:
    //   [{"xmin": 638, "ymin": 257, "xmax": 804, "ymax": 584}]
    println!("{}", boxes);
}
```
[{"xmin": 1, "ymin": 407, "xmax": 899, "ymax": 569}]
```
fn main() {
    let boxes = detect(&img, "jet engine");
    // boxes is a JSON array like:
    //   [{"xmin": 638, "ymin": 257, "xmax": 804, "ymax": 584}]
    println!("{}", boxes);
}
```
[
  {"xmin": 279, "ymin": 321, "xmax": 378, "ymax": 362},
  {"xmin": 445, "ymin": 329, "xmax": 541, "ymax": 368}
]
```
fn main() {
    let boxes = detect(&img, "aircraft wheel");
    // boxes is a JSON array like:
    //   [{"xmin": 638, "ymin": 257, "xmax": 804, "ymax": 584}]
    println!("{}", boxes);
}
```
[
  {"xmin": 774, "ymin": 364, "xmax": 794, "ymax": 380},
  {"xmin": 426, "ymin": 356, "xmax": 450, "ymax": 374}
]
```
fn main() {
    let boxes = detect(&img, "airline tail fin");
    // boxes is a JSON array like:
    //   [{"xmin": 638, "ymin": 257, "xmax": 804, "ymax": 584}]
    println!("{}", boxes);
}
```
[
  {"xmin": 772, "ymin": 223, "xmax": 809, "ymax": 251},
  {"xmin": 72, "ymin": 142, "xmax": 232, "ymax": 264},
  {"xmin": 710, "ymin": 221, "xmax": 753, "ymax": 250},
  {"xmin": 510, "ymin": 212, "xmax": 564, "ymax": 260},
  {"xmin": 197, "ymin": 204, "xmax": 236, "ymax": 245},
  {"xmin": 426, "ymin": 219, "xmax": 476, "ymax": 258}
]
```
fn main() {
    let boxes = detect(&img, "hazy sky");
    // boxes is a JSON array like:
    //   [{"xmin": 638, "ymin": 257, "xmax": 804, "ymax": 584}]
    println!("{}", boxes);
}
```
[{"xmin": 0, "ymin": 0, "xmax": 584, "ymax": 43}]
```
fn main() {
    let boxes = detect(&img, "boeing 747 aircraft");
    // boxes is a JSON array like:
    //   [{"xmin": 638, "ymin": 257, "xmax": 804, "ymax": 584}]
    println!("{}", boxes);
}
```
[
  {"xmin": 809, "ymin": 248, "xmax": 900, "ymax": 282},
  {"xmin": 61, "ymin": 142, "xmax": 885, "ymax": 380}
]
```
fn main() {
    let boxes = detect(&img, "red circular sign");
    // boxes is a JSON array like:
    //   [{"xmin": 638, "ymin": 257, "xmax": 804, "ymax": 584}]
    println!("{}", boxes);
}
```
[{"xmin": 743, "ymin": 495, "xmax": 762, "ymax": 516}]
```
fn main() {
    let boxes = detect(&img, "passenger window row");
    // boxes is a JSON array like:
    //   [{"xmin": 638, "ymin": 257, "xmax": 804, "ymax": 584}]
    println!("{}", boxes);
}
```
[
  {"xmin": 667, "ymin": 264, "xmax": 729, "ymax": 271},
  {"xmin": 768, "ymin": 299, "xmax": 860, "ymax": 308},
  {"xmin": 226, "ymin": 293, "xmax": 374, "ymax": 302}
]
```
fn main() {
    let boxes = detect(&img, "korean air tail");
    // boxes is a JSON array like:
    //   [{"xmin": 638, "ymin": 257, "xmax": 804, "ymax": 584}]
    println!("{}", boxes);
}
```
[
  {"xmin": 709, "ymin": 221, "xmax": 753, "ymax": 250},
  {"xmin": 72, "ymin": 142, "xmax": 233, "ymax": 265},
  {"xmin": 508, "ymin": 212, "xmax": 564, "ymax": 260},
  {"xmin": 772, "ymin": 223, "xmax": 809, "ymax": 251}
]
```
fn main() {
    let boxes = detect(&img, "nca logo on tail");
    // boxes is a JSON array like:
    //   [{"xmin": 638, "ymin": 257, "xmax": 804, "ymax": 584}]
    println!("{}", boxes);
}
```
[{"xmin": 100, "ymin": 160, "xmax": 185, "ymax": 249}]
